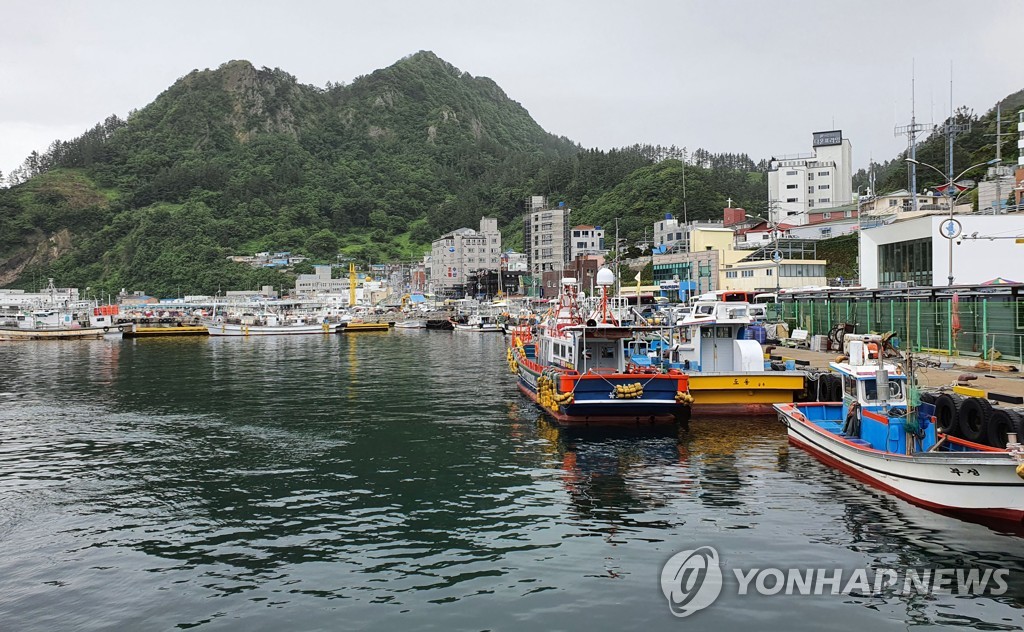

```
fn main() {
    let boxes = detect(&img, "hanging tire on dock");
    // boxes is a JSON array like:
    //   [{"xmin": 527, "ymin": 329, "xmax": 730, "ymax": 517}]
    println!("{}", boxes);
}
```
[
  {"xmin": 957, "ymin": 397, "xmax": 993, "ymax": 443},
  {"xmin": 986, "ymin": 409, "xmax": 1023, "ymax": 449},
  {"xmin": 828, "ymin": 374, "xmax": 843, "ymax": 402},
  {"xmin": 932, "ymin": 393, "xmax": 964, "ymax": 437}
]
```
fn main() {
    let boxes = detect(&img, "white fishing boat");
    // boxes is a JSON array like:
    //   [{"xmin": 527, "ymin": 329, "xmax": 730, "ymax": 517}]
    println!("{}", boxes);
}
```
[
  {"xmin": 452, "ymin": 310, "xmax": 501, "ymax": 332},
  {"xmin": 775, "ymin": 342, "xmax": 1024, "ymax": 524},
  {"xmin": 394, "ymin": 319, "xmax": 427, "ymax": 329},
  {"xmin": 204, "ymin": 311, "xmax": 338, "ymax": 336}
]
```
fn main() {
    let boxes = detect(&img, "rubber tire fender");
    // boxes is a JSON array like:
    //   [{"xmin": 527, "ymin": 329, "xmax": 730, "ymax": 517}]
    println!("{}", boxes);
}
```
[
  {"xmin": 932, "ymin": 393, "xmax": 963, "ymax": 437},
  {"xmin": 957, "ymin": 397, "xmax": 993, "ymax": 443},
  {"xmin": 985, "ymin": 409, "xmax": 1022, "ymax": 449}
]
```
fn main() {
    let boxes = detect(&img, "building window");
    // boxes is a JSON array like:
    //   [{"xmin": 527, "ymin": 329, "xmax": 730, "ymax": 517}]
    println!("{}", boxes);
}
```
[
  {"xmin": 818, "ymin": 184, "xmax": 830, "ymax": 190},
  {"xmin": 787, "ymin": 184, "xmax": 797, "ymax": 189},
  {"xmin": 808, "ymin": 173, "xmax": 814, "ymax": 181},
  {"xmin": 819, "ymin": 198, "xmax": 830, "ymax": 203},
  {"xmin": 726, "ymin": 271, "xmax": 738, "ymax": 278},
  {"xmin": 878, "ymin": 238, "xmax": 932, "ymax": 287},
  {"xmin": 889, "ymin": 199, "xmax": 898, "ymax": 207},
  {"xmin": 808, "ymin": 200, "xmax": 815, "ymax": 208},
  {"xmin": 741, "ymin": 270, "xmax": 754, "ymax": 278},
  {"xmin": 818, "ymin": 171, "xmax": 829, "ymax": 176},
  {"xmin": 808, "ymin": 186, "xmax": 814, "ymax": 194},
  {"xmin": 766, "ymin": 269, "xmax": 773, "ymax": 276},
  {"xmin": 573, "ymin": 231, "xmax": 580, "ymax": 237},
  {"xmin": 786, "ymin": 198, "xmax": 798, "ymax": 203},
  {"xmin": 786, "ymin": 170, "xmax": 798, "ymax": 176},
  {"xmin": 822, "ymin": 212, "xmax": 831, "ymax": 219}
]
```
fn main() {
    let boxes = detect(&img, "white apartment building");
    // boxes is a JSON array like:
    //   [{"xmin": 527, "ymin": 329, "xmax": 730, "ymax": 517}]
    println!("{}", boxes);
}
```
[
  {"xmin": 295, "ymin": 265, "xmax": 347, "ymax": 295},
  {"xmin": 768, "ymin": 130, "xmax": 853, "ymax": 225},
  {"xmin": 570, "ymin": 225, "xmax": 605, "ymax": 259},
  {"xmin": 430, "ymin": 217, "xmax": 502, "ymax": 293},
  {"xmin": 654, "ymin": 213, "xmax": 683, "ymax": 251},
  {"xmin": 523, "ymin": 197, "xmax": 571, "ymax": 275}
]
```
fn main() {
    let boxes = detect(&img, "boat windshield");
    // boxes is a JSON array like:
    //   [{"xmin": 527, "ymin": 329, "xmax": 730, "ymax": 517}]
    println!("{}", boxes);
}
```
[{"xmin": 862, "ymin": 378, "xmax": 904, "ymax": 402}]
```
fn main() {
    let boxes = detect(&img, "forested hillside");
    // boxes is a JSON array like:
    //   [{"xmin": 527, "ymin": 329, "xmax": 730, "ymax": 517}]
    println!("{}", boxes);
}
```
[
  {"xmin": 0, "ymin": 52, "xmax": 773, "ymax": 296},
  {"xmin": 2, "ymin": 49, "xmax": 1017, "ymax": 297}
]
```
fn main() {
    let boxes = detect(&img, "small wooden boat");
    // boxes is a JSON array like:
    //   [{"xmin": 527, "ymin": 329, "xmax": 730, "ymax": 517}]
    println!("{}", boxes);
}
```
[{"xmin": 775, "ymin": 344, "xmax": 1024, "ymax": 524}]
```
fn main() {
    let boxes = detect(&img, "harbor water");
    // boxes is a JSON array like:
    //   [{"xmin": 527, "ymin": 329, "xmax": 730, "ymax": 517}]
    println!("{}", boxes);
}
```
[{"xmin": 0, "ymin": 332, "xmax": 1022, "ymax": 630}]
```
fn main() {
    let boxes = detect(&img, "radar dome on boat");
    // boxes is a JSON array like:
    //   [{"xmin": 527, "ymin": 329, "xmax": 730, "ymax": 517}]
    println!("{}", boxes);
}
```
[{"xmin": 596, "ymin": 267, "xmax": 616, "ymax": 286}]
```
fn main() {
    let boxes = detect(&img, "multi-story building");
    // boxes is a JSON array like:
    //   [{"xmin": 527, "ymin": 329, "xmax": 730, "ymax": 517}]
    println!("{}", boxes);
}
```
[
  {"xmin": 768, "ymin": 130, "xmax": 853, "ymax": 225},
  {"xmin": 295, "ymin": 265, "xmax": 347, "ymax": 295},
  {"xmin": 523, "ymin": 196, "xmax": 571, "ymax": 275},
  {"xmin": 430, "ymin": 217, "xmax": 502, "ymax": 296},
  {"xmin": 1016, "ymin": 109, "xmax": 1024, "ymax": 207},
  {"xmin": 569, "ymin": 225, "xmax": 605, "ymax": 259}
]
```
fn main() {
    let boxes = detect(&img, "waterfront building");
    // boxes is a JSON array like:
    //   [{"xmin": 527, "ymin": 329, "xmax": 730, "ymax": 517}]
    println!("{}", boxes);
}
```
[
  {"xmin": 858, "ymin": 211, "xmax": 1024, "ymax": 289},
  {"xmin": 295, "ymin": 265, "xmax": 347, "ymax": 295},
  {"xmin": 768, "ymin": 130, "xmax": 853, "ymax": 225},
  {"xmin": 523, "ymin": 196, "xmax": 571, "ymax": 276},
  {"xmin": 430, "ymin": 217, "xmax": 502, "ymax": 296}
]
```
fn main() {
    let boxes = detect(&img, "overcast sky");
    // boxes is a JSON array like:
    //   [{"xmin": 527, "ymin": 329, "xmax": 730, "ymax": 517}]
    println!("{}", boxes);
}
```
[{"xmin": 2, "ymin": 0, "xmax": 1022, "ymax": 180}]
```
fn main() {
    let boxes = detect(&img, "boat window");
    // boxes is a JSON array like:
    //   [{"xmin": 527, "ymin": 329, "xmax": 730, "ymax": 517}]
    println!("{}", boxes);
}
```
[
  {"xmin": 863, "ymin": 379, "xmax": 879, "ymax": 401},
  {"xmin": 715, "ymin": 326, "xmax": 731, "ymax": 338},
  {"xmin": 843, "ymin": 376, "xmax": 855, "ymax": 397},
  {"xmin": 601, "ymin": 347, "xmax": 615, "ymax": 359},
  {"xmin": 888, "ymin": 381, "xmax": 904, "ymax": 400}
]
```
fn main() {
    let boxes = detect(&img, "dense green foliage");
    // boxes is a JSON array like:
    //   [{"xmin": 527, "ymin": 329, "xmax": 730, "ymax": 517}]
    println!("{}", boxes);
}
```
[
  {"xmin": 3, "ymin": 49, "xmax": 1016, "ymax": 297},
  {"xmin": 0, "ymin": 52, "xmax": 776, "ymax": 296}
]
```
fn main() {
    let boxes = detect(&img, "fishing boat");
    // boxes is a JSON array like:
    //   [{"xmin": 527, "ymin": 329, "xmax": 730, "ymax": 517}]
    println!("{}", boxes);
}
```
[
  {"xmin": 509, "ymin": 269, "xmax": 692, "ymax": 424},
  {"xmin": 394, "ymin": 319, "xmax": 427, "ymax": 329},
  {"xmin": 453, "ymin": 309, "xmax": 502, "ymax": 333},
  {"xmin": 204, "ymin": 311, "xmax": 338, "ymax": 336},
  {"xmin": 775, "ymin": 341, "xmax": 1024, "ymax": 523},
  {"xmin": 0, "ymin": 281, "xmax": 123, "ymax": 341},
  {"xmin": 650, "ymin": 295, "xmax": 807, "ymax": 414}
]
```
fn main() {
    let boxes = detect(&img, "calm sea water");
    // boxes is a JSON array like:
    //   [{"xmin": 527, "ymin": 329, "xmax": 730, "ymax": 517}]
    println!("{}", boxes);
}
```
[{"xmin": 0, "ymin": 332, "xmax": 1021, "ymax": 631}]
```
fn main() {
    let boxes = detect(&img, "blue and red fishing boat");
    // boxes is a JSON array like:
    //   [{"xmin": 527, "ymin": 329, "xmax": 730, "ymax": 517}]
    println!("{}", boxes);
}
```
[{"xmin": 508, "ymin": 269, "xmax": 692, "ymax": 424}]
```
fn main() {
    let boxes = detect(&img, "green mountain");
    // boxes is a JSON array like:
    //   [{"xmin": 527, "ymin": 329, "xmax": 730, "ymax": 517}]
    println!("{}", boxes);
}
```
[{"xmin": 0, "ymin": 51, "xmax": 879, "ymax": 296}]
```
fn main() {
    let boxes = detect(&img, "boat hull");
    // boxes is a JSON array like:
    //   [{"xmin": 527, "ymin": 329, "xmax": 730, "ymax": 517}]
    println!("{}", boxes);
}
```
[
  {"xmin": 688, "ymin": 373, "xmax": 807, "ymax": 415},
  {"xmin": 454, "ymin": 323, "xmax": 502, "ymax": 333},
  {"xmin": 204, "ymin": 321, "xmax": 339, "ymax": 336},
  {"xmin": 776, "ymin": 403, "xmax": 1024, "ymax": 523},
  {"xmin": 513, "ymin": 346, "xmax": 690, "ymax": 424},
  {"xmin": 0, "ymin": 326, "xmax": 120, "ymax": 341}
]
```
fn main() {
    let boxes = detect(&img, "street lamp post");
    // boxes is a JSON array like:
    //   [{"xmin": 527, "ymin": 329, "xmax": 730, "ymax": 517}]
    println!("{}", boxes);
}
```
[{"xmin": 905, "ymin": 158, "xmax": 998, "ymax": 286}]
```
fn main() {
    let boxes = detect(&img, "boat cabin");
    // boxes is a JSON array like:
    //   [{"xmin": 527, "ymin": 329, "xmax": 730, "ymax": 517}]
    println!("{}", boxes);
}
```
[{"xmin": 669, "ymin": 301, "xmax": 764, "ymax": 373}]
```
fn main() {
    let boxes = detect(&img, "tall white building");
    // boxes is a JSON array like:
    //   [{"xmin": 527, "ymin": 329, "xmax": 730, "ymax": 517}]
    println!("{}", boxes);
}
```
[
  {"xmin": 768, "ymin": 130, "xmax": 853, "ymax": 225},
  {"xmin": 430, "ymin": 217, "xmax": 502, "ymax": 294},
  {"xmin": 523, "ymin": 196, "xmax": 571, "ymax": 275}
]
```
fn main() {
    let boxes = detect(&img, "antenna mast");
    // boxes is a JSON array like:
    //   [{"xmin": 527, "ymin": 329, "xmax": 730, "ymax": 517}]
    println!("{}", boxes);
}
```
[{"xmin": 894, "ymin": 61, "xmax": 925, "ymax": 211}]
